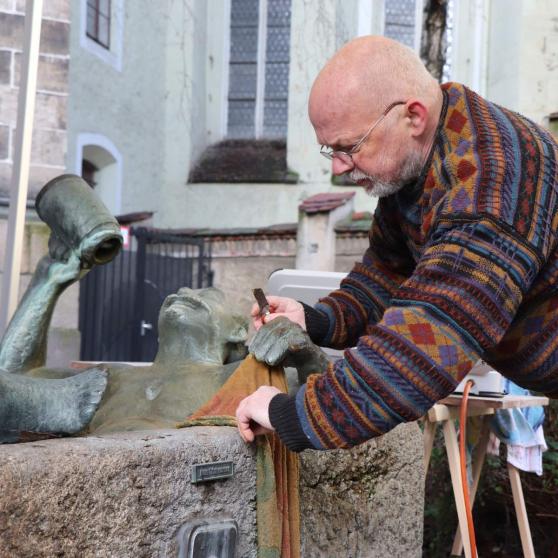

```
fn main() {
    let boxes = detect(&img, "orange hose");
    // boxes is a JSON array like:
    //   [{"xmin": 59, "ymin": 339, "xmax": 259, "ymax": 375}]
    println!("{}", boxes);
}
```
[{"xmin": 460, "ymin": 380, "xmax": 477, "ymax": 557}]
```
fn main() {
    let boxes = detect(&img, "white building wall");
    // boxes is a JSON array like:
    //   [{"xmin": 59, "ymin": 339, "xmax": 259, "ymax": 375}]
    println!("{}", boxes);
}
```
[
  {"xmin": 163, "ymin": 0, "xmax": 367, "ymax": 230},
  {"xmin": 451, "ymin": 0, "xmax": 558, "ymax": 124},
  {"xmin": 75, "ymin": 133, "xmax": 122, "ymax": 214},
  {"xmin": 172, "ymin": 0, "xmax": 378, "ymax": 230},
  {"xmin": 157, "ymin": 0, "xmax": 201, "ymax": 228},
  {"xmin": 205, "ymin": 0, "xmax": 231, "ymax": 145},
  {"xmin": 512, "ymin": 0, "xmax": 558, "ymax": 124},
  {"xmin": 451, "ymin": 0, "xmax": 489, "ymax": 96},
  {"xmin": 484, "ymin": 0, "xmax": 520, "ymax": 109},
  {"xmin": 68, "ymin": 1, "xmax": 558, "ymax": 230},
  {"xmin": 286, "ymin": 0, "xmax": 337, "ymax": 186},
  {"xmin": 68, "ymin": 0, "xmax": 167, "ymax": 219}
]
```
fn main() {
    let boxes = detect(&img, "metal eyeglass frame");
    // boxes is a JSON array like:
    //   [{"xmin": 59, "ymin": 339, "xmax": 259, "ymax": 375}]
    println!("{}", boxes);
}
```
[{"xmin": 320, "ymin": 100, "xmax": 407, "ymax": 164}]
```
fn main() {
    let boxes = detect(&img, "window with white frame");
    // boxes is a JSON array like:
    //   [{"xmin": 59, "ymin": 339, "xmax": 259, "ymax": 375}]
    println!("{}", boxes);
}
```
[
  {"xmin": 227, "ymin": 0, "xmax": 292, "ymax": 139},
  {"xmin": 80, "ymin": 0, "xmax": 123, "ymax": 71},
  {"xmin": 86, "ymin": 0, "xmax": 111, "ymax": 49}
]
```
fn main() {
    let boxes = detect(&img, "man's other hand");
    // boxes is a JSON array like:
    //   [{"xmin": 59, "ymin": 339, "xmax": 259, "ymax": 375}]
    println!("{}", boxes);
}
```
[
  {"xmin": 250, "ymin": 295, "xmax": 305, "ymax": 330},
  {"xmin": 236, "ymin": 385, "xmax": 281, "ymax": 442}
]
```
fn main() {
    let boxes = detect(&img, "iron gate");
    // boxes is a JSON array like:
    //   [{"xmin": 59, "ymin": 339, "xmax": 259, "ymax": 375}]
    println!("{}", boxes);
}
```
[{"xmin": 79, "ymin": 227, "xmax": 213, "ymax": 362}]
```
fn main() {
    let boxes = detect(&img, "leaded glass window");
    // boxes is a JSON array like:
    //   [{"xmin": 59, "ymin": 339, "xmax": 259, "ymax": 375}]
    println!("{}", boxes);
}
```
[
  {"xmin": 384, "ymin": 0, "xmax": 419, "ymax": 50},
  {"xmin": 227, "ymin": 0, "xmax": 291, "ymax": 139}
]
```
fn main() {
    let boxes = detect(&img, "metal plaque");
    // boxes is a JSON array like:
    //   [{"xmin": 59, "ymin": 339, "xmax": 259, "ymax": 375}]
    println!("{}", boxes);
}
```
[{"xmin": 191, "ymin": 461, "xmax": 235, "ymax": 484}]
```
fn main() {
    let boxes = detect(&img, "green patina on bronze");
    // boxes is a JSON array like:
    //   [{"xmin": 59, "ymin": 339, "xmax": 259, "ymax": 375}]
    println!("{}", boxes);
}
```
[
  {"xmin": 0, "ymin": 174, "xmax": 122, "ymax": 442},
  {"xmin": 0, "ymin": 173, "xmax": 323, "ymax": 442},
  {"xmin": 0, "ymin": 174, "xmax": 255, "ymax": 440},
  {"xmin": 26, "ymin": 285, "xmax": 250, "ymax": 434},
  {"xmin": 85, "ymin": 286, "xmax": 249, "ymax": 433}
]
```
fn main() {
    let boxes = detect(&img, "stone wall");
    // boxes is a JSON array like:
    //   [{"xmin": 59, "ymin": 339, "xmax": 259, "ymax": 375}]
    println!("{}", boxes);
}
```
[
  {"xmin": 0, "ymin": 428, "xmax": 259, "ymax": 557},
  {"xmin": 300, "ymin": 422, "xmax": 425, "ymax": 557},
  {"xmin": 208, "ymin": 232, "xmax": 369, "ymax": 319},
  {"xmin": 0, "ymin": 423, "xmax": 424, "ymax": 557},
  {"xmin": 0, "ymin": 0, "xmax": 70, "ymax": 198}
]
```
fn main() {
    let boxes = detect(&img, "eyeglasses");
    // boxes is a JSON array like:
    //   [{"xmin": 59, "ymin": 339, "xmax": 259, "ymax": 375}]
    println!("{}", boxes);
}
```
[{"xmin": 320, "ymin": 100, "xmax": 407, "ymax": 164}]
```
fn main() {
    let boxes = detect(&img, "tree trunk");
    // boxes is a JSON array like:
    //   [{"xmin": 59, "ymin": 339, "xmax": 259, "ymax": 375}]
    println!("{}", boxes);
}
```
[{"xmin": 420, "ymin": 0, "xmax": 448, "ymax": 82}]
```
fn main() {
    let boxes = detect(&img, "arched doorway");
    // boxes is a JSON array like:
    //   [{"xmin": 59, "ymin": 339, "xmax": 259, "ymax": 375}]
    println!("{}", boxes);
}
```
[{"xmin": 75, "ymin": 133, "xmax": 122, "ymax": 216}]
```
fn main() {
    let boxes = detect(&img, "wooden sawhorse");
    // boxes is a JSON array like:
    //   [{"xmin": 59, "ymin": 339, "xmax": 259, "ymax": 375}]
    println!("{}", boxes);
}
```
[{"xmin": 423, "ymin": 395, "xmax": 549, "ymax": 558}]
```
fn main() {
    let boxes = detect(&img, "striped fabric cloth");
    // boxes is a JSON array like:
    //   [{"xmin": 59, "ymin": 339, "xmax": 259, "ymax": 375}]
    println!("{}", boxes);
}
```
[{"xmin": 273, "ymin": 83, "xmax": 558, "ymax": 451}]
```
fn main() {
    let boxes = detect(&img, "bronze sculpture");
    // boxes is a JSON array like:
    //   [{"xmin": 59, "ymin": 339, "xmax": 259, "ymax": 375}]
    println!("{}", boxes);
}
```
[
  {"xmin": 0, "ymin": 174, "xmax": 327, "ymax": 441},
  {"xmin": 0, "ymin": 175, "xmax": 121, "ymax": 442},
  {"xmin": 0, "ymin": 175, "xmax": 253, "ymax": 439},
  {"xmin": 86, "ymin": 286, "xmax": 250, "ymax": 433}
]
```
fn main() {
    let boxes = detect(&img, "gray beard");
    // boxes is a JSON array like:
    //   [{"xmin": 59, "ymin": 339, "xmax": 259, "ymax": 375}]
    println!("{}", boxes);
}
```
[{"xmin": 349, "ymin": 151, "xmax": 424, "ymax": 198}]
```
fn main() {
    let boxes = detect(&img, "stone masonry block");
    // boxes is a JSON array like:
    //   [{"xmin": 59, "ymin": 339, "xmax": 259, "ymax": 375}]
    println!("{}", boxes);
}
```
[
  {"xmin": 45, "ymin": 326, "xmax": 80, "ymax": 368},
  {"xmin": 0, "ymin": 84, "xmax": 17, "ymax": 125},
  {"xmin": 39, "ymin": 18, "xmax": 70, "ymax": 55},
  {"xmin": 0, "ymin": 219, "xmax": 48, "ymax": 275},
  {"xmin": 0, "ymin": 164, "xmax": 67, "ymax": 201},
  {"xmin": 0, "ymin": 421, "xmax": 424, "ymax": 557},
  {"xmin": 299, "ymin": 422, "xmax": 425, "ymax": 557},
  {"xmin": 0, "ymin": 159, "xmax": 10, "ymax": 194},
  {"xmin": 0, "ymin": 87, "xmax": 67, "ymax": 129},
  {"xmin": 0, "ymin": 13, "xmax": 69, "ymax": 55},
  {"xmin": 0, "ymin": 267, "xmax": 32, "ymax": 303},
  {"xmin": 22, "ymin": 220, "xmax": 49, "ymax": 274},
  {"xmin": 0, "ymin": 123, "xmax": 9, "ymax": 159},
  {"xmin": 34, "ymin": 92, "xmax": 68, "ymax": 129},
  {"xmin": 51, "ymin": 280, "xmax": 79, "ymax": 329},
  {"xmin": 0, "ymin": 49, "xmax": 11, "ymax": 85},
  {"xmin": 0, "ymin": 12, "xmax": 23, "ymax": 50},
  {"xmin": 0, "ymin": 428, "xmax": 259, "ymax": 558},
  {"xmin": 0, "ymin": 1, "xmax": 15, "ymax": 11},
  {"xmin": 31, "ymin": 128, "xmax": 66, "ymax": 166},
  {"xmin": 28, "ymin": 164, "xmax": 65, "ymax": 198},
  {"xmin": 6, "ymin": 266, "xmax": 32, "ymax": 304},
  {"xmin": 211, "ymin": 255, "xmax": 297, "ymax": 318},
  {"xmin": 14, "ymin": 52, "xmax": 69, "ymax": 94},
  {"xmin": 15, "ymin": 0, "xmax": 70, "ymax": 22},
  {"xmin": 0, "ymin": 220, "xmax": 6, "ymax": 268}
]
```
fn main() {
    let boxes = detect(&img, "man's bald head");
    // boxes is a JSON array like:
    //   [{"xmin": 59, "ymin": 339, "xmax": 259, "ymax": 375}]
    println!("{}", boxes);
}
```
[
  {"xmin": 309, "ymin": 36, "xmax": 439, "ymax": 130},
  {"xmin": 309, "ymin": 36, "xmax": 444, "ymax": 198}
]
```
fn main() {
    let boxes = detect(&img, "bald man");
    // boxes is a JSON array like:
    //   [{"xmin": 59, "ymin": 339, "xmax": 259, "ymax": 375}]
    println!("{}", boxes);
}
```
[{"xmin": 236, "ymin": 36, "xmax": 558, "ymax": 451}]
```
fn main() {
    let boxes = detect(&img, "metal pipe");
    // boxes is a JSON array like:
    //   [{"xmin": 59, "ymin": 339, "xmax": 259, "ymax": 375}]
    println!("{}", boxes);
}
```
[{"xmin": 0, "ymin": 0, "xmax": 44, "ymax": 336}]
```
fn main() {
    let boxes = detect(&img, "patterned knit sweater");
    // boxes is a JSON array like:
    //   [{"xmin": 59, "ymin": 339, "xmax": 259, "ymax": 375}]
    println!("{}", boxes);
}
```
[{"xmin": 269, "ymin": 82, "xmax": 558, "ymax": 452}]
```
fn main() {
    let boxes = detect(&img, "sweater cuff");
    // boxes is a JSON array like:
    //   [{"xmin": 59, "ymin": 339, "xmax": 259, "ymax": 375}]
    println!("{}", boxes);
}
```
[
  {"xmin": 269, "ymin": 393, "xmax": 314, "ymax": 452},
  {"xmin": 300, "ymin": 302, "xmax": 330, "ymax": 345}
]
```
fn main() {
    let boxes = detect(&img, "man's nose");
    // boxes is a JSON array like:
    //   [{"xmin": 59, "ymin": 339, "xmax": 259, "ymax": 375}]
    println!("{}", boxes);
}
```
[{"xmin": 331, "ymin": 156, "xmax": 354, "ymax": 176}]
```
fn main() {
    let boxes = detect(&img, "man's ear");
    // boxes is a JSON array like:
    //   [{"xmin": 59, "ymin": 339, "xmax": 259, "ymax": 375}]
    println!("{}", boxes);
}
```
[
  {"xmin": 406, "ymin": 100, "xmax": 428, "ymax": 137},
  {"xmin": 226, "ymin": 315, "xmax": 249, "ymax": 344}
]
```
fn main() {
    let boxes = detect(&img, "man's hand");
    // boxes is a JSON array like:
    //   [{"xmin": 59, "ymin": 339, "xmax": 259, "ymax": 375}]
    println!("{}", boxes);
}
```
[
  {"xmin": 236, "ymin": 385, "xmax": 281, "ymax": 442},
  {"xmin": 250, "ymin": 295, "xmax": 305, "ymax": 330}
]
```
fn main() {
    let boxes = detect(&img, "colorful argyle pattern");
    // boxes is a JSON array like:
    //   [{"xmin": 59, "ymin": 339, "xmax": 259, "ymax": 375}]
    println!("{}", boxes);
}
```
[{"xmin": 298, "ymin": 83, "xmax": 558, "ymax": 450}]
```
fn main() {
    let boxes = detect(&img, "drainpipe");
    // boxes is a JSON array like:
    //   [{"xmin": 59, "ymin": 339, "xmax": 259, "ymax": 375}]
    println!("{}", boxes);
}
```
[{"xmin": 0, "ymin": 0, "xmax": 43, "ymax": 335}]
